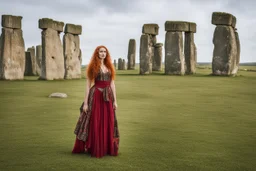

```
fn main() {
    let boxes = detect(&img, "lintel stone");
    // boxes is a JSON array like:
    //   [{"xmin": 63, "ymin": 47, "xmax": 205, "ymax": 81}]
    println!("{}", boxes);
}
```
[
  {"xmin": 211, "ymin": 12, "xmax": 236, "ymax": 27},
  {"xmin": 64, "ymin": 23, "xmax": 82, "ymax": 35},
  {"xmin": 142, "ymin": 23, "xmax": 159, "ymax": 35},
  {"xmin": 1, "ymin": 15, "xmax": 22, "ymax": 29},
  {"xmin": 165, "ymin": 21, "xmax": 189, "ymax": 32},
  {"xmin": 39, "ymin": 18, "xmax": 64, "ymax": 32}
]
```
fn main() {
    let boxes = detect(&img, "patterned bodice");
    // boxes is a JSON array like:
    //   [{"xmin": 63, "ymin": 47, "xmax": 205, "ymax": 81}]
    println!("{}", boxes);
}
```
[{"xmin": 95, "ymin": 69, "xmax": 112, "ymax": 81}]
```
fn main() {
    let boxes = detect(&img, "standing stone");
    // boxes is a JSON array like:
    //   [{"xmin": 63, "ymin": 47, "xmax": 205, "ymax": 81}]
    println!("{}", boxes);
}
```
[
  {"xmin": 27, "ymin": 46, "xmax": 37, "ymax": 76},
  {"xmin": 139, "ymin": 24, "xmax": 159, "ymax": 75},
  {"xmin": 0, "ymin": 15, "xmax": 25, "ymax": 80},
  {"xmin": 36, "ymin": 45, "xmax": 42, "ymax": 76},
  {"xmin": 211, "ymin": 12, "xmax": 238, "ymax": 76},
  {"xmin": 118, "ymin": 58, "xmax": 122, "ymax": 70},
  {"xmin": 164, "ymin": 21, "xmax": 193, "ymax": 75},
  {"xmin": 140, "ymin": 34, "xmax": 152, "ymax": 74},
  {"xmin": 63, "ymin": 24, "xmax": 82, "ymax": 79},
  {"xmin": 39, "ymin": 18, "xmax": 65, "ymax": 80},
  {"xmin": 153, "ymin": 43, "xmax": 163, "ymax": 71},
  {"xmin": 114, "ymin": 59, "xmax": 117, "ymax": 69},
  {"xmin": 127, "ymin": 39, "xmax": 136, "ymax": 70},
  {"xmin": 212, "ymin": 26, "xmax": 237, "ymax": 75},
  {"xmin": 24, "ymin": 51, "xmax": 33, "ymax": 76},
  {"xmin": 165, "ymin": 31, "xmax": 185, "ymax": 75},
  {"xmin": 122, "ymin": 59, "xmax": 126, "ymax": 70},
  {"xmin": 184, "ymin": 32, "xmax": 196, "ymax": 74},
  {"xmin": 233, "ymin": 29, "xmax": 240, "ymax": 74}
]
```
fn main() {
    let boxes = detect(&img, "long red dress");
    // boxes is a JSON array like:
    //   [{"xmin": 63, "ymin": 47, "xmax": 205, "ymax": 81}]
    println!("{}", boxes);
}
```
[{"xmin": 72, "ymin": 70, "xmax": 120, "ymax": 158}]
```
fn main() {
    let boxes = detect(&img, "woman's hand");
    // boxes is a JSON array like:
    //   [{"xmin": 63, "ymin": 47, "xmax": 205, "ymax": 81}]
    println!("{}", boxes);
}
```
[
  {"xmin": 113, "ymin": 102, "xmax": 118, "ymax": 110},
  {"xmin": 83, "ymin": 104, "xmax": 88, "ymax": 113}
]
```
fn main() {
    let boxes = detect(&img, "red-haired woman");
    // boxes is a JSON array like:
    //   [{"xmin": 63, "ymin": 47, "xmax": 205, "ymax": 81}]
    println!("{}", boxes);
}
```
[{"xmin": 72, "ymin": 46, "xmax": 119, "ymax": 158}]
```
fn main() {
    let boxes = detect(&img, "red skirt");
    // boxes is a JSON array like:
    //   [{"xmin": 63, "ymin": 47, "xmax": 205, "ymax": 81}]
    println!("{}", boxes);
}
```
[{"xmin": 72, "ymin": 81, "xmax": 119, "ymax": 158}]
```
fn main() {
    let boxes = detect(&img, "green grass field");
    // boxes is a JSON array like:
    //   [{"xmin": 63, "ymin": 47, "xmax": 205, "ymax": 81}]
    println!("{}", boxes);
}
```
[{"xmin": 0, "ymin": 66, "xmax": 255, "ymax": 171}]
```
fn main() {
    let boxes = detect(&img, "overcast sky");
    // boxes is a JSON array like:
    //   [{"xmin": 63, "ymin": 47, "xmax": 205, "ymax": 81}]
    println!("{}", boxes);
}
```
[{"xmin": 0, "ymin": 0, "xmax": 255, "ymax": 64}]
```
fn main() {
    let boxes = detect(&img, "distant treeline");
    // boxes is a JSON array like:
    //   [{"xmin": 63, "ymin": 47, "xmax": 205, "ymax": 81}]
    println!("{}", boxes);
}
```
[
  {"xmin": 81, "ymin": 62, "xmax": 256, "ymax": 67},
  {"xmin": 197, "ymin": 62, "xmax": 256, "ymax": 66}
]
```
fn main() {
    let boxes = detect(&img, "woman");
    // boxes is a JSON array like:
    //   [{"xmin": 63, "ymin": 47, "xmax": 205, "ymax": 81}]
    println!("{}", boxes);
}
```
[{"xmin": 72, "ymin": 45, "xmax": 120, "ymax": 158}]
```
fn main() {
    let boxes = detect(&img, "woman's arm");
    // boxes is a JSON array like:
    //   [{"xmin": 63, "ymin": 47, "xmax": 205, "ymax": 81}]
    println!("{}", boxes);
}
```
[
  {"xmin": 110, "ymin": 80, "xmax": 118, "ymax": 109},
  {"xmin": 83, "ymin": 78, "xmax": 91, "ymax": 107}
]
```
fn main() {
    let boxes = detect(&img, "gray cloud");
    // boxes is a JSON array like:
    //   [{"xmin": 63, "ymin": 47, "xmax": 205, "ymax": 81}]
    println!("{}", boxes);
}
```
[{"xmin": 0, "ymin": 0, "xmax": 255, "ymax": 64}]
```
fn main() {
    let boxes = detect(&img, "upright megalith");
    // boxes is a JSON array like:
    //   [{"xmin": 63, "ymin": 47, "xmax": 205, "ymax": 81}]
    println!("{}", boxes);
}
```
[
  {"xmin": 153, "ymin": 43, "xmax": 163, "ymax": 71},
  {"xmin": 63, "ymin": 23, "xmax": 82, "ymax": 79},
  {"xmin": 118, "ymin": 58, "xmax": 122, "ymax": 70},
  {"xmin": 184, "ymin": 22, "xmax": 197, "ymax": 74},
  {"xmin": 39, "ymin": 18, "xmax": 65, "ymax": 80},
  {"xmin": 117, "ymin": 58, "xmax": 126, "ymax": 70},
  {"xmin": 140, "ymin": 23, "xmax": 159, "ymax": 74},
  {"xmin": 122, "ymin": 59, "xmax": 126, "ymax": 70},
  {"xmin": 164, "ymin": 21, "xmax": 186, "ymax": 75},
  {"xmin": 24, "ymin": 51, "xmax": 33, "ymax": 76},
  {"xmin": 127, "ymin": 39, "xmax": 136, "ymax": 70},
  {"xmin": 0, "ymin": 15, "xmax": 25, "ymax": 80},
  {"xmin": 234, "ymin": 28, "xmax": 240, "ymax": 73},
  {"xmin": 36, "ymin": 45, "xmax": 42, "ymax": 76},
  {"xmin": 27, "ymin": 46, "xmax": 37, "ymax": 76},
  {"xmin": 114, "ymin": 59, "xmax": 117, "ymax": 69},
  {"xmin": 211, "ymin": 12, "xmax": 239, "ymax": 76}
]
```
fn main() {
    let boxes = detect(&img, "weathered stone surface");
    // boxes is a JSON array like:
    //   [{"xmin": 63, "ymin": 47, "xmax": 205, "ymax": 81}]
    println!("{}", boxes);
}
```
[
  {"xmin": 2, "ymin": 15, "xmax": 22, "ymax": 29},
  {"xmin": 63, "ymin": 33, "xmax": 81, "ymax": 79},
  {"xmin": 78, "ymin": 49, "xmax": 82, "ymax": 65},
  {"xmin": 36, "ymin": 45, "xmax": 42, "ymax": 76},
  {"xmin": 0, "ymin": 28, "xmax": 25, "ymax": 80},
  {"xmin": 212, "ymin": 26, "xmax": 237, "ymax": 75},
  {"xmin": 212, "ymin": 12, "xmax": 236, "ymax": 27},
  {"xmin": 64, "ymin": 23, "xmax": 82, "ymax": 35},
  {"xmin": 122, "ymin": 59, "xmax": 126, "ymax": 70},
  {"xmin": 127, "ymin": 39, "xmax": 136, "ymax": 70},
  {"xmin": 154, "ymin": 43, "xmax": 163, "ymax": 47},
  {"xmin": 140, "ymin": 34, "xmax": 152, "ymax": 74},
  {"xmin": 153, "ymin": 43, "xmax": 163, "ymax": 71},
  {"xmin": 142, "ymin": 24, "xmax": 159, "ymax": 35},
  {"xmin": 40, "ymin": 28, "xmax": 65, "ymax": 80},
  {"xmin": 165, "ymin": 31, "xmax": 185, "ymax": 75},
  {"xmin": 114, "ymin": 59, "xmax": 117, "ymax": 69},
  {"xmin": 24, "ymin": 51, "xmax": 33, "ymax": 76},
  {"xmin": 49, "ymin": 92, "xmax": 67, "ymax": 98},
  {"xmin": 118, "ymin": 58, "xmax": 122, "ymax": 70},
  {"xmin": 188, "ymin": 22, "xmax": 197, "ymax": 33},
  {"xmin": 233, "ymin": 30, "xmax": 240, "ymax": 74},
  {"xmin": 152, "ymin": 35, "xmax": 157, "ymax": 45},
  {"xmin": 27, "ymin": 47, "xmax": 37, "ymax": 76},
  {"xmin": 184, "ymin": 32, "xmax": 196, "ymax": 74},
  {"xmin": 165, "ymin": 21, "xmax": 189, "ymax": 32},
  {"xmin": 39, "ymin": 18, "xmax": 64, "ymax": 32}
]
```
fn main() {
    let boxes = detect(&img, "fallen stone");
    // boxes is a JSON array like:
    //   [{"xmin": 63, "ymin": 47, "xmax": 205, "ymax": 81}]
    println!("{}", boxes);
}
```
[{"xmin": 49, "ymin": 92, "xmax": 67, "ymax": 98}]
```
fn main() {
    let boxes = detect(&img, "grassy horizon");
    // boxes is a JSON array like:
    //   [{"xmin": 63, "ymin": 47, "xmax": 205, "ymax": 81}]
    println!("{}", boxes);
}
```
[{"xmin": 0, "ymin": 67, "xmax": 255, "ymax": 171}]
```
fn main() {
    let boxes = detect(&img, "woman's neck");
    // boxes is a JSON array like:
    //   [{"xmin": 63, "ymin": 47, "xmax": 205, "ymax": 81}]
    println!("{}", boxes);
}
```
[{"xmin": 100, "ymin": 59, "xmax": 104, "ymax": 66}]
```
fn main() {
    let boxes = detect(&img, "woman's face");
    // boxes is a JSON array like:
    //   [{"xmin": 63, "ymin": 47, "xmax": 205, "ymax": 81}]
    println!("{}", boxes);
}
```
[{"xmin": 98, "ymin": 47, "xmax": 107, "ymax": 59}]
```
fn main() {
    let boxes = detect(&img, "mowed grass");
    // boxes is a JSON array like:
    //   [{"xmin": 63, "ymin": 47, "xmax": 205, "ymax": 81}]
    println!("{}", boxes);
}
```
[{"xmin": 0, "ymin": 67, "xmax": 256, "ymax": 171}]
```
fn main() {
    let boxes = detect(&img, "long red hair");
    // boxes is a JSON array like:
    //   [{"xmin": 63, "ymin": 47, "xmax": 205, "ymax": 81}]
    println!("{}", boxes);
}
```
[{"xmin": 86, "ymin": 45, "xmax": 115, "ymax": 81}]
